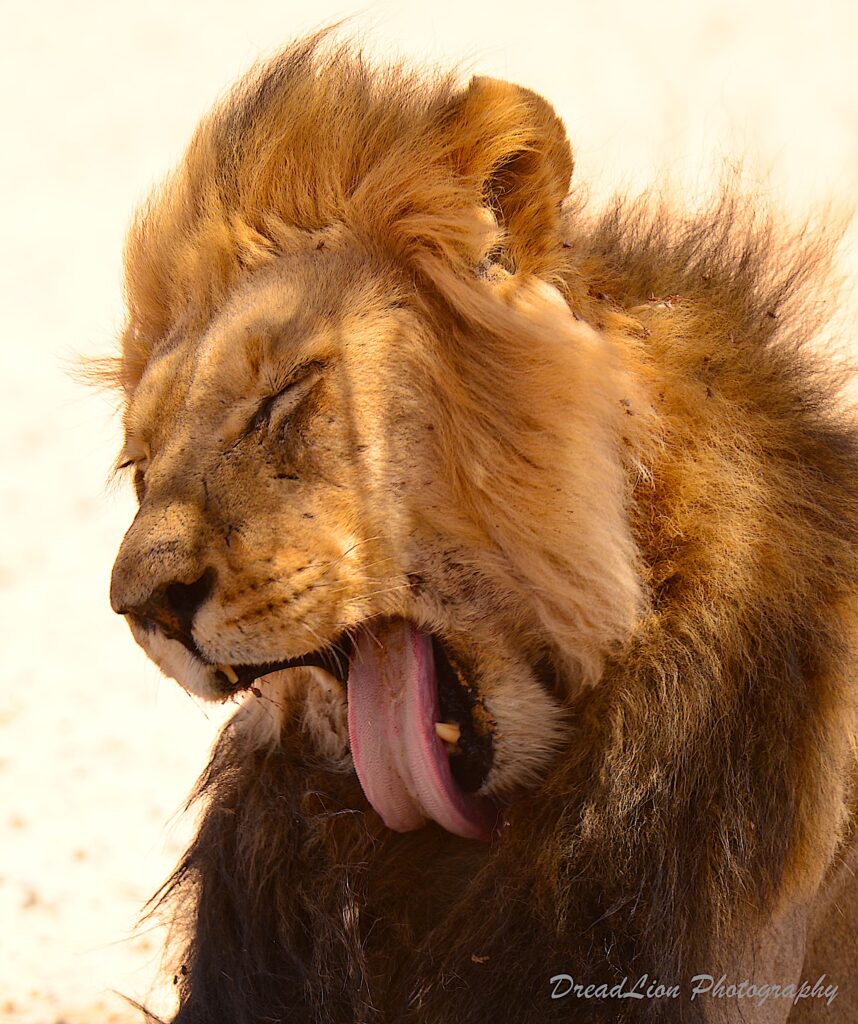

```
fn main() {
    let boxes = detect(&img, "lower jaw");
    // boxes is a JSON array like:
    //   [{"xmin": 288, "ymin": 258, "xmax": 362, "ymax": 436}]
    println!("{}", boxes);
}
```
[
  {"xmin": 226, "ymin": 660, "xmax": 505, "ymax": 843},
  {"xmin": 212, "ymin": 623, "xmax": 496, "ymax": 789},
  {"xmin": 206, "ymin": 618, "xmax": 502, "ymax": 841}
]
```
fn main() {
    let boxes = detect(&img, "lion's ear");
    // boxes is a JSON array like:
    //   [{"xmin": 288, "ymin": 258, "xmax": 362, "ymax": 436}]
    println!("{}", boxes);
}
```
[{"xmin": 442, "ymin": 76, "xmax": 573, "ymax": 275}]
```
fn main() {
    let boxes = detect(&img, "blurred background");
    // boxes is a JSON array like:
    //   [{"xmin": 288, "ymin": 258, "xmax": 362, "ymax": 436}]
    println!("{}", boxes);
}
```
[{"xmin": 1, "ymin": 1, "xmax": 856, "ymax": 1021}]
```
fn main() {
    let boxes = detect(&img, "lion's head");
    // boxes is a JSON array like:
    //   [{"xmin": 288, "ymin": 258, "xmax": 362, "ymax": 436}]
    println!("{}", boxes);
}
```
[{"xmin": 109, "ymin": 38, "xmax": 644, "ymax": 842}]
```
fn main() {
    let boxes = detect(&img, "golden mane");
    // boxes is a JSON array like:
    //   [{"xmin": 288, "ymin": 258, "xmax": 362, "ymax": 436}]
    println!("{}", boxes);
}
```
[{"xmin": 120, "ymin": 31, "xmax": 574, "ymax": 390}]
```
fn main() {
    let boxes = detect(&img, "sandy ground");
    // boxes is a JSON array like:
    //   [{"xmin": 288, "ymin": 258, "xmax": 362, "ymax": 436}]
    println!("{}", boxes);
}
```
[{"xmin": 1, "ymin": 2, "xmax": 857, "ymax": 1021}]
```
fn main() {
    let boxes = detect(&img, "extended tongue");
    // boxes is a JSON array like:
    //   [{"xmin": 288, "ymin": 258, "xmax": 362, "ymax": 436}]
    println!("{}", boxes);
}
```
[{"xmin": 347, "ymin": 619, "xmax": 498, "ymax": 842}]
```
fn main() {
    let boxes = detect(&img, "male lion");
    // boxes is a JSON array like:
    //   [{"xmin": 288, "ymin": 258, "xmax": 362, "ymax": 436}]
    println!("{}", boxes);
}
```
[{"xmin": 107, "ymin": 34, "xmax": 858, "ymax": 1024}]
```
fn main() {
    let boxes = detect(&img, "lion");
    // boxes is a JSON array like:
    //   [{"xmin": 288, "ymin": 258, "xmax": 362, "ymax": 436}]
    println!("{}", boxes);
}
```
[{"xmin": 105, "ymin": 33, "xmax": 858, "ymax": 1023}]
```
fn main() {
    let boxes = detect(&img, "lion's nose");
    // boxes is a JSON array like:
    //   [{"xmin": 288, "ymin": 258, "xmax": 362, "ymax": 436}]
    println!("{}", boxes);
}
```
[
  {"xmin": 129, "ymin": 569, "xmax": 217, "ymax": 639},
  {"xmin": 110, "ymin": 499, "xmax": 214, "ymax": 640},
  {"xmin": 111, "ymin": 559, "xmax": 216, "ymax": 643}
]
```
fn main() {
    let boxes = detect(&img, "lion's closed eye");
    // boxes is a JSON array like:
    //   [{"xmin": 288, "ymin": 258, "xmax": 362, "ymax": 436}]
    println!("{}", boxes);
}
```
[{"xmin": 248, "ymin": 359, "xmax": 327, "ymax": 436}]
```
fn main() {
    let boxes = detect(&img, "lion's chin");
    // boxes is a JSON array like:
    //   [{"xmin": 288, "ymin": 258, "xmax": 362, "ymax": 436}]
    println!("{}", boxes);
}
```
[{"xmin": 129, "ymin": 619, "xmax": 224, "ymax": 700}]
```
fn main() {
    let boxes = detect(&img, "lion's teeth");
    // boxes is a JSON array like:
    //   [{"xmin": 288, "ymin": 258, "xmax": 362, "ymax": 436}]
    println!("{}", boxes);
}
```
[
  {"xmin": 435, "ymin": 722, "xmax": 461, "ymax": 744},
  {"xmin": 217, "ymin": 663, "xmax": 239, "ymax": 685}
]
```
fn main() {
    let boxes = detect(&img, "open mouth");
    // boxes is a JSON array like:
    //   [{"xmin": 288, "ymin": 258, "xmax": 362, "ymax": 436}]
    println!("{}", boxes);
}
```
[
  {"xmin": 214, "ymin": 617, "xmax": 500, "ymax": 842},
  {"xmin": 213, "ymin": 640, "xmax": 354, "ymax": 692}
]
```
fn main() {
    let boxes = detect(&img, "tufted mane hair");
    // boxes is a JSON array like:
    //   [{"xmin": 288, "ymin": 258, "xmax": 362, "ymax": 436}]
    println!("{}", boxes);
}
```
[{"xmin": 118, "ymin": 30, "xmax": 576, "ymax": 391}]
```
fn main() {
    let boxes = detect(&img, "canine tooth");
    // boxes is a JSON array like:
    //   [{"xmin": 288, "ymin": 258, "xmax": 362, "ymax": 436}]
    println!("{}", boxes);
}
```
[
  {"xmin": 217, "ymin": 663, "xmax": 239, "ymax": 685},
  {"xmin": 435, "ymin": 722, "xmax": 461, "ymax": 744}
]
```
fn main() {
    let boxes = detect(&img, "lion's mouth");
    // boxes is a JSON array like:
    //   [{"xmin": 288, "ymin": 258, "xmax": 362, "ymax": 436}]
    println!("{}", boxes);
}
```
[
  {"xmin": 214, "ymin": 640, "xmax": 354, "ymax": 692},
  {"xmin": 214, "ymin": 618, "xmax": 500, "ymax": 842}
]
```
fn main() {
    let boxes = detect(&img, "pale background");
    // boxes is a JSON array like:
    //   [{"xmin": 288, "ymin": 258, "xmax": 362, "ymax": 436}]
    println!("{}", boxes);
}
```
[{"xmin": 1, "ymin": 2, "xmax": 857, "ymax": 1021}]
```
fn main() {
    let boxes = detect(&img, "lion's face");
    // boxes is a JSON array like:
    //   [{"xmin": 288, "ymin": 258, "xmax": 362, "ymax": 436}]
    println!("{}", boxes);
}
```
[
  {"xmin": 110, "ymin": 248, "xmax": 576, "ymax": 839},
  {"xmin": 110, "ymin": 69, "xmax": 645, "ymax": 843}
]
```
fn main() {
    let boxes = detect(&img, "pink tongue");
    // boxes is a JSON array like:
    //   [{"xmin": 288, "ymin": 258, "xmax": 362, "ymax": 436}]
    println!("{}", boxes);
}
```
[{"xmin": 347, "ymin": 620, "xmax": 498, "ymax": 842}]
